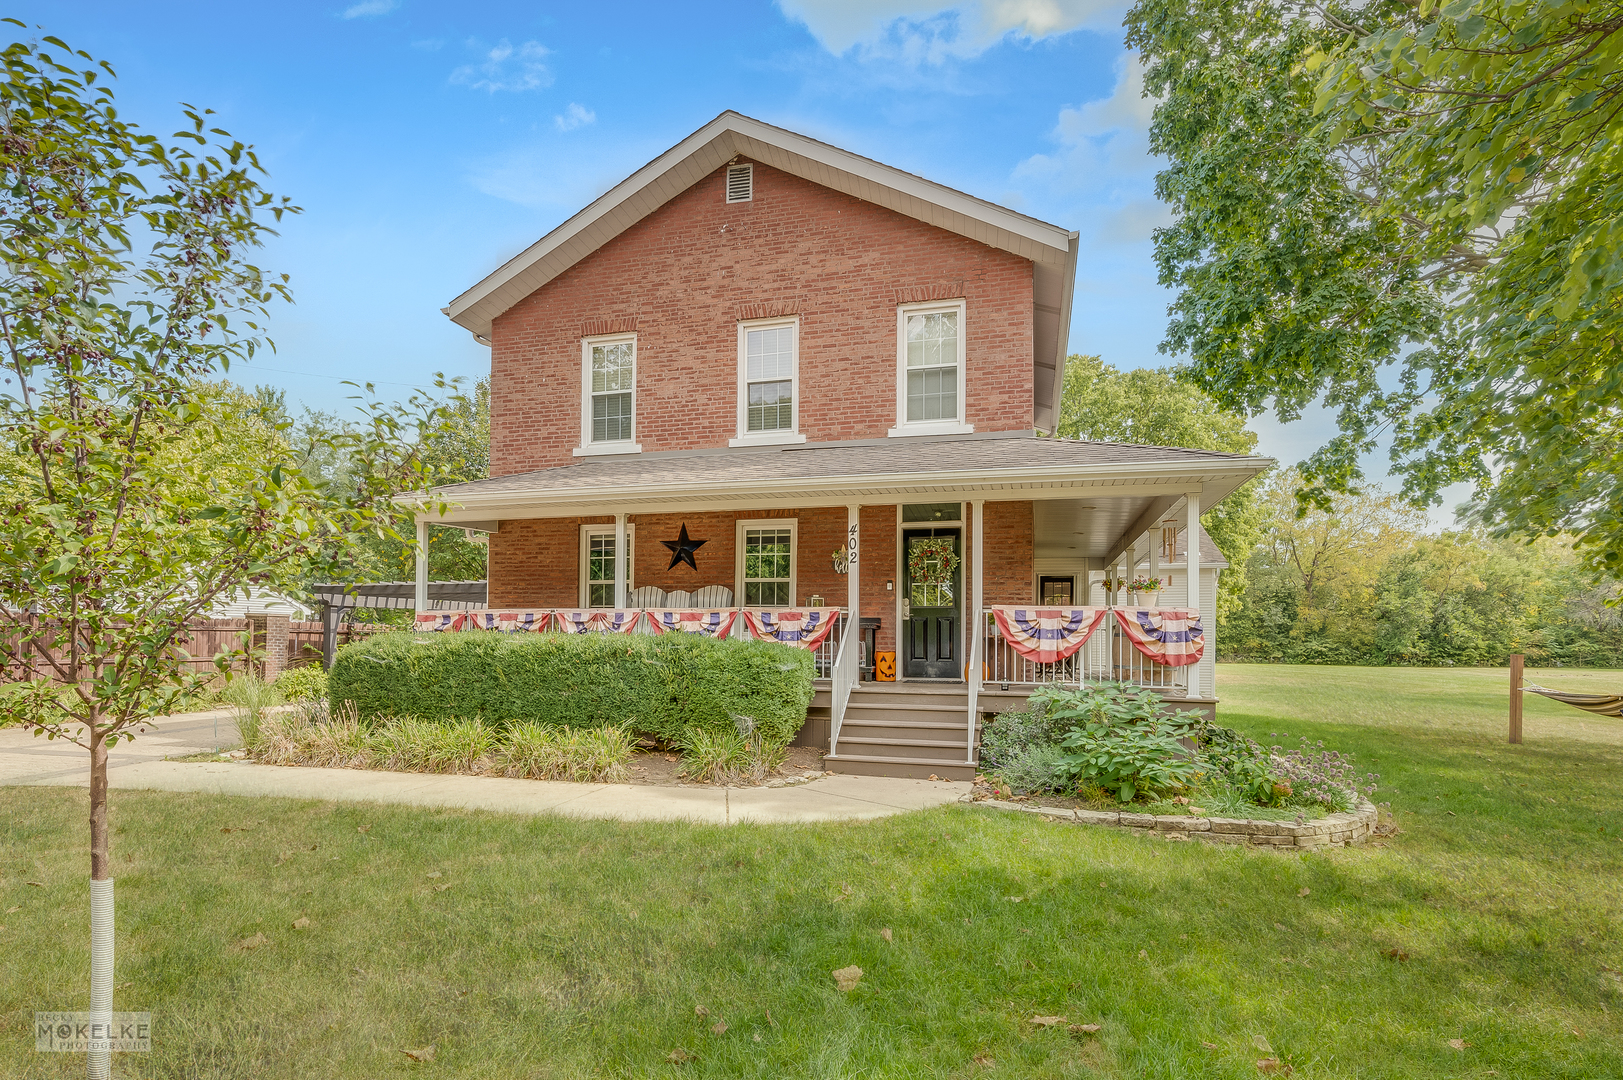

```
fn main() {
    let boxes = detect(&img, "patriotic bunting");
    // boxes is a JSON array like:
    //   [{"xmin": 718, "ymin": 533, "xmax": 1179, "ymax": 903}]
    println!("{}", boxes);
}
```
[
  {"xmin": 553, "ymin": 610, "xmax": 642, "ymax": 634},
  {"xmin": 414, "ymin": 612, "xmax": 466, "ymax": 632},
  {"xmin": 1113, "ymin": 608, "xmax": 1204, "ymax": 667},
  {"xmin": 990, "ymin": 606, "xmax": 1107, "ymax": 664},
  {"xmin": 648, "ymin": 609, "xmax": 738, "ymax": 638},
  {"xmin": 742, "ymin": 609, "xmax": 838, "ymax": 649}
]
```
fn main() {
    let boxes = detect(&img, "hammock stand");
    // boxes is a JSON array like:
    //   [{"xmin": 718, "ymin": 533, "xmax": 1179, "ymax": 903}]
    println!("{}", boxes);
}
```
[{"xmin": 1524, "ymin": 685, "xmax": 1623, "ymax": 718}]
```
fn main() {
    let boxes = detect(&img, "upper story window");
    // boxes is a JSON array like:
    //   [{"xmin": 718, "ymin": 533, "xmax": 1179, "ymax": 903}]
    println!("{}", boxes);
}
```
[
  {"xmin": 731, "ymin": 318, "xmax": 806, "ymax": 447},
  {"xmin": 577, "ymin": 334, "xmax": 641, "ymax": 456},
  {"xmin": 890, "ymin": 299, "xmax": 973, "ymax": 437}
]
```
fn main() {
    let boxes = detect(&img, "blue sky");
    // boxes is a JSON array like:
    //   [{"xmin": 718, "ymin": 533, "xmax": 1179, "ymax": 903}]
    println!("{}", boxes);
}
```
[{"xmin": 14, "ymin": 0, "xmax": 1444, "ymax": 508}]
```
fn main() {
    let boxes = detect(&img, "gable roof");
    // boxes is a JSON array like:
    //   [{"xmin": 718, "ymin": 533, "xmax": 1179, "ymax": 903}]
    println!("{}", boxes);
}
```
[{"xmin": 445, "ymin": 111, "xmax": 1081, "ymax": 433}]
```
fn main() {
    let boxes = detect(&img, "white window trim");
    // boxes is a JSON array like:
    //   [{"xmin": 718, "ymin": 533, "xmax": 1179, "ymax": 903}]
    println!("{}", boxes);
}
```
[
  {"xmin": 579, "ymin": 524, "xmax": 635, "ymax": 608},
  {"xmin": 888, "ymin": 298, "xmax": 974, "ymax": 438},
  {"xmin": 575, "ymin": 332, "xmax": 642, "ymax": 457},
  {"xmin": 730, "ymin": 316, "xmax": 807, "ymax": 447},
  {"xmin": 734, "ymin": 518, "xmax": 798, "ymax": 609}
]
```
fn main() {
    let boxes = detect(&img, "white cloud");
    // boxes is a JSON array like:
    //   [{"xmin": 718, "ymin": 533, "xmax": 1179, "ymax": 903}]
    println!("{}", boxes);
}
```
[
  {"xmin": 1013, "ymin": 54, "xmax": 1158, "ymax": 212},
  {"xmin": 778, "ymin": 0, "xmax": 1120, "ymax": 59},
  {"xmin": 553, "ymin": 103, "xmax": 596, "ymax": 132},
  {"xmin": 450, "ymin": 39, "xmax": 553, "ymax": 93},
  {"xmin": 341, "ymin": 0, "xmax": 395, "ymax": 17}
]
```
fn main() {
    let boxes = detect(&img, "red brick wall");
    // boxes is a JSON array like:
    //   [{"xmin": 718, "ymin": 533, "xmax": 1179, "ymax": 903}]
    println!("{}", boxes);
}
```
[
  {"xmin": 981, "ymin": 501, "xmax": 1035, "ymax": 606},
  {"xmin": 488, "ymin": 161, "xmax": 1036, "ymax": 476}
]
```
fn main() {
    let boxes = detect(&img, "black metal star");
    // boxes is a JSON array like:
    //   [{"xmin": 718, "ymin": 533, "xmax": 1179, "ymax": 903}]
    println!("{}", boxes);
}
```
[{"xmin": 661, "ymin": 523, "xmax": 708, "ymax": 571}]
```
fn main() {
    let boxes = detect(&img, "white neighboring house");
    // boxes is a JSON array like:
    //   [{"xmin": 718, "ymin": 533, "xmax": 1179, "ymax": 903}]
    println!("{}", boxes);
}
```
[{"xmin": 206, "ymin": 587, "xmax": 311, "ymax": 621}]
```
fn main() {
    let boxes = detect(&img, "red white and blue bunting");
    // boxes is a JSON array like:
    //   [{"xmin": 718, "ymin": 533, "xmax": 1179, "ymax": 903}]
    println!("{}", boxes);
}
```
[
  {"xmin": 741, "ymin": 608, "xmax": 838, "ymax": 649},
  {"xmin": 553, "ymin": 610, "xmax": 642, "ymax": 634},
  {"xmin": 414, "ymin": 612, "xmax": 466, "ymax": 632},
  {"xmin": 1114, "ymin": 608, "xmax": 1204, "ymax": 667},
  {"xmin": 647, "ymin": 609, "xmax": 738, "ymax": 637},
  {"xmin": 991, "ymin": 606, "xmax": 1108, "ymax": 664}
]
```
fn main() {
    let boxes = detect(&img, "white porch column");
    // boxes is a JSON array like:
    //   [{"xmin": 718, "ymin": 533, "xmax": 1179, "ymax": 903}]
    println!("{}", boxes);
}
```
[
  {"xmin": 1185, "ymin": 491, "xmax": 1202, "ymax": 698},
  {"xmin": 613, "ymin": 512, "xmax": 628, "ymax": 609},
  {"xmin": 967, "ymin": 499, "xmax": 985, "ymax": 763},
  {"xmin": 846, "ymin": 504, "xmax": 860, "ymax": 623},
  {"xmin": 414, "ymin": 516, "xmax": 429, "ymax": 612}
]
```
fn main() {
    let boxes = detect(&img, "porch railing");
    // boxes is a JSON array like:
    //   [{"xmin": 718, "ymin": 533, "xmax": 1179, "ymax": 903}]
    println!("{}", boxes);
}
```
[
  {"xmin": 979, "ymin": 608, "xmax": 1189, "ymax": 695},
  {"xmin": 828, "ymin": 618, "xmax": 858, "ymax": 755}
]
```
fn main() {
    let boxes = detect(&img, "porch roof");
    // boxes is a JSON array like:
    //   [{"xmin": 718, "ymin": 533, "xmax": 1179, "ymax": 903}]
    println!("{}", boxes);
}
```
[{"xmin": 410, "ymin": 431, "xmax": 1273, "ymax": 531}]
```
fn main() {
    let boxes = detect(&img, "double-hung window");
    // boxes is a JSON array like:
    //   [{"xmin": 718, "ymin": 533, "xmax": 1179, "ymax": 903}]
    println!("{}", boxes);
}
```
[
  {"xmin": 580, "ymin": 525, "xmax": 634, "ymax": 608},
  {"xmin": 732, "ymin": 318, "xmax": 804, "ymax": 446},
  {"xmin": 578, "ymin": 334, "xmax": 640, "ymax": 455},
  {"xmin": 736, "ymin": 519, "xmax": 796, "ymax": 607},
  {"xmin": 890, "ymin": 300, "xmax": 973, "ymax": 437}
]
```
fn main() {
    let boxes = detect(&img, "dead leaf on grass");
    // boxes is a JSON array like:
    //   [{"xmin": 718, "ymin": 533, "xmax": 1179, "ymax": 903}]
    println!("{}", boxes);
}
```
[
  {"xmin": 1138, "ymin": 949, "xmax": 1148, "ymax": 960},
  {"xmin": 832, "ymin": 883, "xmax": 852, "ymax": 902},
  {"xmin": 401, "ymin": 1044, "xmax": 436, "ymax": 1063},
  {"xmin": 832, "ymin": 965, "xmax": 863, "ymax": 992},
  {"xmin": 880, "ymin": 927, "xmax": 893, "ymax": 942},
  {"xmin": 1256, "ymin": 1058, "xmax": 1292, "ymax": 1074},
  {"xmin": 234, "ymin": 932, "xmax": 269, "ymax": 951},
  {"xmin": 666, "ymin": 1048, "xmax": 694, "ymax": 1063},
  {"xmin": 1202, "ymin": 1041, "xmax": 1219, "ymax": 1050},
  {"xmin": 764, "ymin": 1008, "xmax": 775, "ymax": 1028},
  {"xmin": 432, "ymin": 883, "xmax": 451, "ymax": 893},
  {"xmin": 1385, "ymin": 948, "xmax": 1410, "ymax": 962},
  {"xmin": 1447, "ymin": 1039, "xmax": 1470, "ymax": 1050},
  {"xmin": 427, "ymin": 870, "xmax": 443, "ymax": 879},
  {"xmin": 710, "ymin": 1021, "xmax": 728, "ymax": 1035},
  {"xmin": 1252, "ymin": 1035, "xmax": 1274, "ymax": 1054},
  {"xmin": 357, "ymin": 824, "xmax": 372, "ymax": 834},
  {"xmin": 972, "ymin": 1051, "xmax": 995, "ymax": 1067},
  {"xmin": 752, "ymin": 1032, "xmax": 761, "ymax": 1042},
  {"xmin": 291, "ymin": 916, "xmax": 311, "ymax": 931},
  {"xmin": 1069, "ymin": 1023, "xmax": 1102, "ymax": 1036},
  {"xmin": 5, "ymin": 905, "xmax": 19, "ymax": 914},
  {"xmin": 1297, "ymin": 887, "xmax": 1310, "ymax": 897},
  {"xmin": 694, "ymin": 1005, "xmax": 709, "ymax": 1018},
  {"xmin": 25, "ymin": 881, "xmax": 42, "ymax": 887},
  {"xmin": 1006, "ymin": 896, "xmax": 1024, "ymax": 903},
  {"xmin": 1028, "ymin": 1015, "xmax": 1066, "ymax": 1027}
]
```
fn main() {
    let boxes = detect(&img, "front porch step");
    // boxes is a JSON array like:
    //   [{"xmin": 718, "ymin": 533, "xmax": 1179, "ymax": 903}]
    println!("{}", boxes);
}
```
[
  {"xmin": 824, "ymin": 754, "xmax": 977, "ymax": 781},
  {"xmin": 832, "ymin": 736, "xmax": 970, "ymax": 761}
]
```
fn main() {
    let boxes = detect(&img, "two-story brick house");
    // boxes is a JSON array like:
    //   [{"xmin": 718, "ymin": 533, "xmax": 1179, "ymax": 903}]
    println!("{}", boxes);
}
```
[{"xmin": 411, "ymin": 112, "xmax": 1272, "ymax": 778}]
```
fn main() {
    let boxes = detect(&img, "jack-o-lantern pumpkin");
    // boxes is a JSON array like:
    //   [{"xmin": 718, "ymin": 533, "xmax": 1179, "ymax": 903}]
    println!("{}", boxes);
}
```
[{"xmin": 875, "ymin": 650, "xmax": 897, "ymax": 682}]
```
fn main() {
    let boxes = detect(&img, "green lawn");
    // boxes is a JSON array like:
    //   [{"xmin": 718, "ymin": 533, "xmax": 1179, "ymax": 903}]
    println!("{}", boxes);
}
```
[{"xmin": 2, "ymin": 664, "xmax": 1621, "ymax": 1078}]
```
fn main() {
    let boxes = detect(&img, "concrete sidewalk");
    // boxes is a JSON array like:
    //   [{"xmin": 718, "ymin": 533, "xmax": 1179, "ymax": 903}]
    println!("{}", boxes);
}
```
[{"xmin": 1, "ymin": 713, "xmax": 971, "ymax": 824}]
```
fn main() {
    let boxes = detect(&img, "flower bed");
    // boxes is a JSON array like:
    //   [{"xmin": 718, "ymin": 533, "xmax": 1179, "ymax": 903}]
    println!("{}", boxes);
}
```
[{"xmin": 977, "ymin": 683, "xmax": 1379, "ymax": 821}]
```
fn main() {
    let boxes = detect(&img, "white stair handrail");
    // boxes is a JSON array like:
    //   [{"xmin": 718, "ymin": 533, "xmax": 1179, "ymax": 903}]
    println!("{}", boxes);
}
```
[{"xmin": 829, "ymin": 615, "xmax": 857, "ymax": 756}]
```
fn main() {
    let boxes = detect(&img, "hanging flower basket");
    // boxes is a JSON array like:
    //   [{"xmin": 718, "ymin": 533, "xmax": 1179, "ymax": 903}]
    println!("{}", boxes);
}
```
[{"xmin": 908, "ymin": 538, "xmax": 960, "ymax": 587}]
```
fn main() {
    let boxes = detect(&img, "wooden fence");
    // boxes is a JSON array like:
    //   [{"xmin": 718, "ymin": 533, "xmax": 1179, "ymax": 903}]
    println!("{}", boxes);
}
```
[{"xmin": 2, "ymin": 615, "xmax": 384, "ymax": 684}]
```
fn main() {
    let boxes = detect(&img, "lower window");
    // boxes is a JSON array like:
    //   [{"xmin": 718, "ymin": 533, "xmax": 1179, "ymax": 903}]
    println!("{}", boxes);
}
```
[
  {"xmin": 581, "ymin": 527, "xmax": 634, "ymax": 608},
  {"xmin": 741, "ymin": 527, "xmax": 793, "ymax": 607}
]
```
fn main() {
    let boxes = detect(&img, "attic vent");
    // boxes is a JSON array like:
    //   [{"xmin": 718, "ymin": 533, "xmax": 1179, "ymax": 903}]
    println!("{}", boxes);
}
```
[{"xmin": 725, "ymin": 164, "xmax": 753, "ymax": 203}]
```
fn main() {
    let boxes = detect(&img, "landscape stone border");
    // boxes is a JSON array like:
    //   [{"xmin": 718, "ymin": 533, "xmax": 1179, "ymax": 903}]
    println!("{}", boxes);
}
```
[{"xmin": 969, "ymin": 795, "xmax": 1379, "ymax": 849}]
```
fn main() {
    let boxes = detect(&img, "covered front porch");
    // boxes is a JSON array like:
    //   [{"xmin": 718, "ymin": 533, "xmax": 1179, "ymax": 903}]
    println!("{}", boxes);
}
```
[{"xmin": 408, "ymin": 433, "xmax": 1269, "ymax": 778}]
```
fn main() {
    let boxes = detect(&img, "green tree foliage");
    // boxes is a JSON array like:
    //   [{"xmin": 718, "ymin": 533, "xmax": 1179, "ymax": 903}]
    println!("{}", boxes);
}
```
[
  {"xmin": 0, "ymin": 32, "xmax": 464, "ymax": 1037},
  {"xmin": 1057, "ymin": 354, "xmax": 1268, "ymax": 621},
  {"xmin": 1125, "ymin": 0, "xmax": 1623, "ymax": 581},
  {"xmin": 1224, "ymin": 474, "xmax": 1623, "ymax": 665}
]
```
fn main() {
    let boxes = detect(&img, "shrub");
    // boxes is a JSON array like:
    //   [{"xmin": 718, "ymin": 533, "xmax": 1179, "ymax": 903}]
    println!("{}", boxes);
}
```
[
  {"xmin": 677, "ymin": 719, "xmax": 786, "ymax": 785},
  {"xmin": 221, "ymin": 674, "xmax": 283, "ymax": 750},
  {"xmin": 1267, "ymin": 733, "xmax": 1380, "ymax": 813},
  {"xmin": 274, "ymin": 665, "xmax": 328, "ymax": 703},
  {"xmin": 1032, "ymin": 683, "xmax": 1207, "ymax": 802},
  {"xmin": 499, "ymin": 722, "xmax": 634, "ymax": 783},
  {"xmin": 370, "ymin": 715, "xmax": 495, "ymax": 774},
  {"xmin": 992, "ymin": 744, "xmax": 1072, "ymax": 795},
  {"xmin": 978, "ymin": 706, "xmax": 1068, "ymax": 772},
  {"xmin": 329, "ymin": 631, "xmax": 814, "ymax": 748}
]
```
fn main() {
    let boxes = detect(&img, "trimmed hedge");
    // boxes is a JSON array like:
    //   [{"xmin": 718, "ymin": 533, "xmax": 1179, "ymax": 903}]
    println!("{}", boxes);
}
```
[{"xmin": 328, "ymin": 631, "xmax": 815, "ymax": 748}]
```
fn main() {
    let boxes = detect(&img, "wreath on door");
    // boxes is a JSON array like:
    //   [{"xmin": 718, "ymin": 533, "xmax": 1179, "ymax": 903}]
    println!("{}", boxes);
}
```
[{"xmin": 907, "ymin": 537, "xmax": 960, "ymax": 587}]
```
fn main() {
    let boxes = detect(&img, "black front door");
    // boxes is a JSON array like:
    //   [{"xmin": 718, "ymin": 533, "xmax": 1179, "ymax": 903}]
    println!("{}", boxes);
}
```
[{"xmin": 902, "ymin": 527, "xmax": 961, "ymax": 679}]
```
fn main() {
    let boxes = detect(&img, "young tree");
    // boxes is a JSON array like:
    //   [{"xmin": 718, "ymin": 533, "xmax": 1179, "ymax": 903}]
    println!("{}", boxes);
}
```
[
  {"xmin": 0, "ymin": 32, "xmax": 457, "ymax": 1077},
  {"xmin": 1125, "ymin": 0, "xmax": 1623, "ymax": 582}
]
